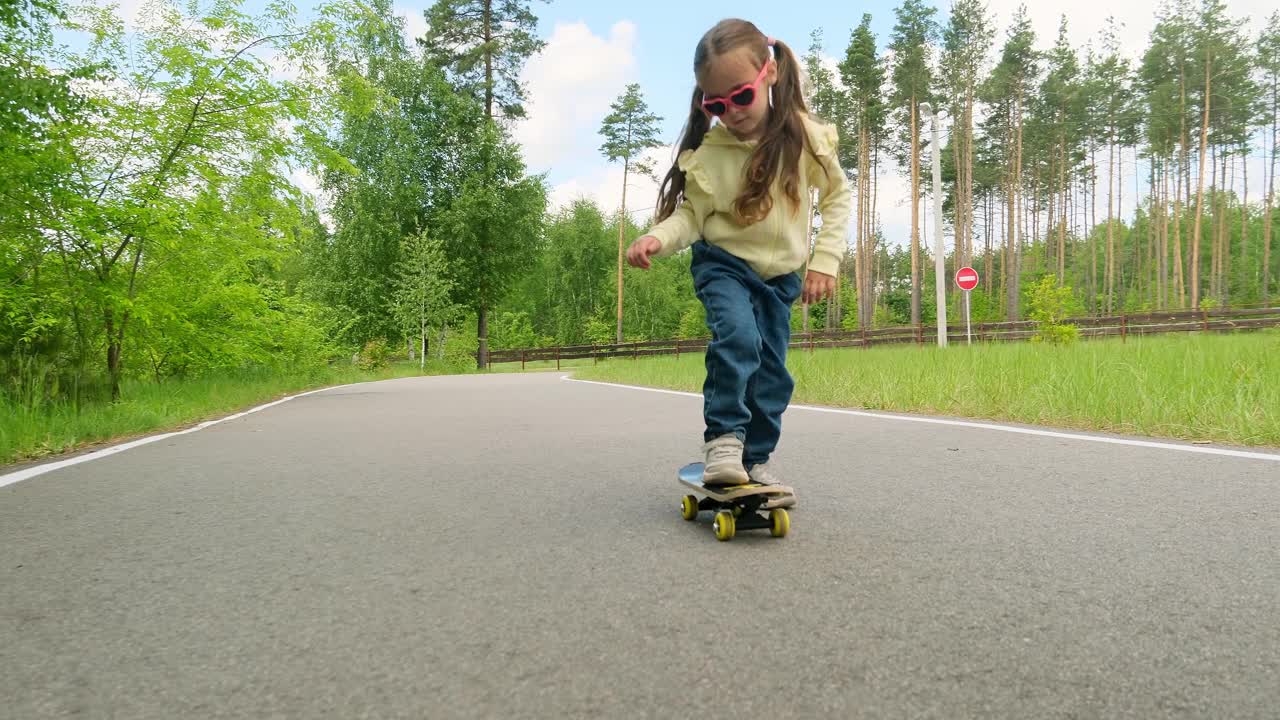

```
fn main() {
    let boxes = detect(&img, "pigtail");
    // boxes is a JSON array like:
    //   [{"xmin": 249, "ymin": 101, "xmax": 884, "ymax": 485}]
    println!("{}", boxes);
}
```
[
  {"xmin": 733, "ymin": 36, "xmax": 818, "ymax": 225},
  {"xmin": 655, "ymin": 86, "xmax": 711, "ymax": 222}
]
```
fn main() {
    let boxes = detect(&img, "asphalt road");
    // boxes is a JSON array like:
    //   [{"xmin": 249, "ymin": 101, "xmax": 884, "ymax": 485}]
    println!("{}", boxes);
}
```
[{"xmin": 3, "ymin": 372, "xmax": 1278, "ymax": 719}]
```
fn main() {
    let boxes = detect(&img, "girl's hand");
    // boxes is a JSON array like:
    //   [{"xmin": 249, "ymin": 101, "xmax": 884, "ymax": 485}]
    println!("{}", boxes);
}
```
[
  {"xmin": 802, "ymin": 270, "xmax": 836, "ymax": 305},
  {"xmin": 626, "ymin": 235, "xmax": 662, "ymax": 269}
]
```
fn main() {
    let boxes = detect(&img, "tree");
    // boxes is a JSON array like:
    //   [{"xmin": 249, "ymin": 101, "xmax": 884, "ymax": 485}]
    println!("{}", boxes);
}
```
[
  {"xmin": 1261, "ymin": 12, "xmax": 1280, "ymax": 302},
  {"xmin": 982, "ymin": 6, "xmax": 1038, "ymax": 320},
  {"xmin": 433, "ymin": 123, "xmax": 547, "ymax": 367},
  {"xmin": 310, "ymin": 0, "xmax": 479, "ymax": 349},
  {"xmin": 36, "ymin": 0, "xmax": 309, "ymax": 400},
  {"xmin": 840, "ymin": 14, "xmax": 886, "ymax": 330},
  {"xmin": 802, "ymin": 29, "xmax": 855, "ymax": 331},
  {"xmin": 420, "ymin": 0, "xmax": 547, "ymax": 121},
  {"xmin": 1034, "ymin": 18, "xmax": 1084, "ymax": 291},
  {"xmin": 533, "ymin": 199, "xmax": 615, "ymax": 345},
  {"xmin": 599, "ymin": 83, "xmax": 662, "ymax": 343},
  {"xmin": 888, "ymin": 0, "xmax": 938, "ymax": 325},
  {"xmin": 1091, "ymin": 18, "xmax": 1139, "ymax": 313},
  {"xmin": 391, "ymin": 228, "xmax": 458, "ymax": 368},
  {"xmin": 420, "ymin": 0, "xmax": 549, "ymax": 367},
  {"xmin": 941, "ymin": 0, "xmax": 994, "ymax": 304}
]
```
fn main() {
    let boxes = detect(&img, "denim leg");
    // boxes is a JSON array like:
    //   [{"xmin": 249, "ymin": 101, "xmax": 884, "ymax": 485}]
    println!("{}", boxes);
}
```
[
  {"xmin": 743, "ymin": 272, "xmax": 801, "ymax": 467},
  {"xmin": 691, "ymin": 242, "xmax": 762, "ymax": 443}
]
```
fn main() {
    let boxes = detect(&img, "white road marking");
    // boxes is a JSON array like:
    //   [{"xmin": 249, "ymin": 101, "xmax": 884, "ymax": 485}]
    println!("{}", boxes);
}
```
[
  {"xmin": 0, "ymin": 384, "xmax": 354, "ymax": 489},
  {"xmin": 561, "ymin": 376, "xmax": 1280, "ymax": 463}
]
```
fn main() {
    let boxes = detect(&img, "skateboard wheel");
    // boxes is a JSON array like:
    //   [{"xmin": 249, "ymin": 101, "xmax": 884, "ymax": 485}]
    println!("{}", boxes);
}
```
[
  {"xmin": 713, "ymin": 510, "xmax": 736, "ymax": 541},
  {"xmin": 769, "ymin": 508, "xmax": 790, "ymax": 538},
  {"xmin": 680, "ymin": 495, "xmax": 699, "ymax": 521}
]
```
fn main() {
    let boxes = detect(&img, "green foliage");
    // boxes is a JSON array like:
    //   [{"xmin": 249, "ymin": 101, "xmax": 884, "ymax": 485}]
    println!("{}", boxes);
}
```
[
  {"xmin": 599, "ymin": 83, "xmax": 663, "ymax": 180},
  {"xmin": 356, "ymin": 338, "xmax": 390, "ymax": 370},
  {"xmin": 1028, "ymin": 275, "xmax": 1081, "ymax": 345},
  {"xmin": 489, "ymin": 311, "xmax": 539, "ymax": 350},
  {"xmin": 391, "ymin": 227, "xmax": 460, "ymax": 362},
  {"xmin": 420, "ymin": 0, "xmax": 547, "ymax": 120},
  {"xmin": 677, "ymin": 302, "xmax": 708, "ymax": 340}
]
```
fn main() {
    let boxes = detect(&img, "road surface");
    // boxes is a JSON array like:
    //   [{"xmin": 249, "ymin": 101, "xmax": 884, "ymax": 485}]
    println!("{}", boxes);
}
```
[{"xmin": 3, "ymin": 372, "xmax": 1278, "ymax": 718}]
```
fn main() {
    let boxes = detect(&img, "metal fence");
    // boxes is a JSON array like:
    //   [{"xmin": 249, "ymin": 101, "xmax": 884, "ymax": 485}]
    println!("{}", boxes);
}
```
[{"xmin": 486, "ymin": 305, "xmax": 1280, "ymax": 370}]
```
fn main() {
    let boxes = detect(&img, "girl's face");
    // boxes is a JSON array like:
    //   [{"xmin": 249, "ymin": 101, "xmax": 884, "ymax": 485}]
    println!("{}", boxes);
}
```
[{"xmin": 698, "ymin": 46, "xmax": 776, "ymax": 141}]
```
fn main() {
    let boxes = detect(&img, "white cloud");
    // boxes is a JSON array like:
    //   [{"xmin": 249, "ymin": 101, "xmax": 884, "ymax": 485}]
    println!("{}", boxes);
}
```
[
  {"xmin": 982, "ymin": 0, "xmax": 1271, "ymax": 62},
  {"xmin": 515, "ymin": 20, "xmax": 638, "ymax": 171},
  {"xmin": 395, "ymin": 4, "xmax": 429, "ymax": 48},
  {"xmin": 549, "ymin": 145, "xmax": 674, "ymax": 223}
]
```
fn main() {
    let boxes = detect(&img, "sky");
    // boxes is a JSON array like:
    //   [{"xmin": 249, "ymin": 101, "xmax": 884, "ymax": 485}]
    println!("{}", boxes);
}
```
[{"xmin": 107, "ymin": 0, "xmax": 1277, "ymax": 247}]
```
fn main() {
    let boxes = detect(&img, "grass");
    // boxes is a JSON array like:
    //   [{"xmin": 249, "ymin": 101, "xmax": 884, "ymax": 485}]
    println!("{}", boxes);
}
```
[
  {"xmin": 570, "ymin": 330, "xmax": 1280, "ymax": 448},
  {"xmin": 0, "ymin": 359, "xmax": 468, "ymax": 467}
]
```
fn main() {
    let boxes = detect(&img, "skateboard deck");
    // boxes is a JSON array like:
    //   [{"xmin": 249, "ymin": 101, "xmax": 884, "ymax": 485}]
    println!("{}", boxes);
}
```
[{"xmin": 677, "ymin": 462, "xmax": 794, "ymax": 541}]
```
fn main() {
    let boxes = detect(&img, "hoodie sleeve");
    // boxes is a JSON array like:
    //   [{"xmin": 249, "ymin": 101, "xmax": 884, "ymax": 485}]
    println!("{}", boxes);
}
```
[
  {"xmin": 646, "ymin": 149, "xmax": 714, "ymax": 257},
  {"xmin": 805, "ymin": 121, "xmax": 851, "ymax": 278}
]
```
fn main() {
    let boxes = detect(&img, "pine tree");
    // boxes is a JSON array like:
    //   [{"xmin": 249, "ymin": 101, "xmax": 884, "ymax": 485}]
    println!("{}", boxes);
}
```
[
  {"xmin": 888, "ymin": 0, "xmax": 938, "ymax": 326},
  {"xmin": 982, "ymin": 6, "xmax": 1038, "ymax": 320},
  {"xmin": 840, "ymin": 14, "xmax": 886, "ymax": 329},
  {"xmin": 599, "ymin": 84, "xmax": 662, "ymax": 343},
  {"xmin": 1260, "ymin": 12, "xmax": 1280, "ymax": 302}
]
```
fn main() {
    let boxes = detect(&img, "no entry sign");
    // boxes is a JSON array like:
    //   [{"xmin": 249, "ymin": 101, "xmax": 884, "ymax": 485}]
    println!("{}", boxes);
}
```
[{"xmin": 955, "ymin": 267, "xmax": 979, "ymax": 291}]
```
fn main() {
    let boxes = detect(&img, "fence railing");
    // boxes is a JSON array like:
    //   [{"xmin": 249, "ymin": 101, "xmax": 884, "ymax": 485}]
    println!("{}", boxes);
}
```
[{"xmin": 486, "ymin": 305, "xmax": 1280, "ymax": 369}]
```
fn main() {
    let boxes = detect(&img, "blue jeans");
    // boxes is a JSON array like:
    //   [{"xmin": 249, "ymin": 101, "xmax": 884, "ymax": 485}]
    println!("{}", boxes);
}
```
[{"xmin": 691, "ymin": 240, "xmax": 802, "ymax": 468}]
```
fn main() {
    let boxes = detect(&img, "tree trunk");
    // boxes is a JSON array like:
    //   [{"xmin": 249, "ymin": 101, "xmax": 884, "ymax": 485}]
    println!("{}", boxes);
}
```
[
  {"xmin": 985, "ymin": 192, "xmax": 994, "ymax": 306},
  {"xmin": 1191, "ymin": 51, "xmax": 1211, "ymax": 308},
  {"xmin": 1240, "ymin": 147, "xmax": 1247, "ymax": 301},
  {"xmin": 483, "ymin": 0, "xmax": 493, "ymax": 119},
  {"xmin": 1107, "ymin": 131, "xmax": 1116, "ymax": 314},
  {"xmin": 476, "ymin": 308, "xmax": 488, "ymax": 369},
  {"xmin": 1174, "ymin": 130, "xmax": 1186, "ymax": 307},
  {"xmin": 911, "ymin": 100, "xmax": 921, "ymax": 325},
  {"xmin": 1162, "ymin": 151, "xmax": 1172, "ymax": 308},
  {"xmin": 1090, "ymin": 144, "xmax": 1098, "ymax": 313},
  {"xmin": 616, "ymin": 158, "xmax": 628, "ymax": 343},
  {"xmin": 105, "ymin": 310, "xmax": 122, "ymax": 402},
  {"xmin": 1266, "ymin": 73, "xmax": 1277, "ymax": 303},
  {"xmin": 1007, "ymin": 93, "xmax": 1023, "ymax": 320}
]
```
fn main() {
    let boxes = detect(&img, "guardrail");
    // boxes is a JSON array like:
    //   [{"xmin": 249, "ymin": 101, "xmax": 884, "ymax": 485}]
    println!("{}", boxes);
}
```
[{"xmin": 487, "ymin": 305, "xmax": 1280, "ymax": 369}]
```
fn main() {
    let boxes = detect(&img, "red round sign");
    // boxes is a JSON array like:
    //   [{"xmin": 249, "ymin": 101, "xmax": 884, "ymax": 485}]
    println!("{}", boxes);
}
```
[{"xmin": 955, "ymin": 266, "xmax": 979, "ymax": 291}]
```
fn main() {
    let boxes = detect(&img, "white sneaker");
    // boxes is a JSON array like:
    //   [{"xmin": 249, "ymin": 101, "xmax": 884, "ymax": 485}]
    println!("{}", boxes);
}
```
[
  {"xmin": 748, "ymin": 462, "xmax": 797, "ymax": 508},
  {"xmin": 702, "ymin": 434, "xmax": 749, "ymax": 486}
]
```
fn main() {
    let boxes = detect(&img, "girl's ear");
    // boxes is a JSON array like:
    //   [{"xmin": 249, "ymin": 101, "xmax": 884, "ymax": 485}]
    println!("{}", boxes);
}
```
[{"xmin": 766, "ymin": 57, "xmax": 778, "ymax": 87}]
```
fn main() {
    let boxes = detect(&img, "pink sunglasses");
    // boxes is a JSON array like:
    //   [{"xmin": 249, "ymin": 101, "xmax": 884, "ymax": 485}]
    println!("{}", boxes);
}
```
[{"xmin": 701, "ymin": 61, "xmax": 770, "ymax": 117}]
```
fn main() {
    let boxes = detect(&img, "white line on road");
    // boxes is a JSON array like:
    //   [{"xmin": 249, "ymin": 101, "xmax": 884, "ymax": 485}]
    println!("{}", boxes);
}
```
[
  {"xmin": 561, "ymin": 376, "xmax": 1280, "ymax": 463},
  {"xmin": 0, "ymin": 384, "xmax": 355, "ymax": 490}
]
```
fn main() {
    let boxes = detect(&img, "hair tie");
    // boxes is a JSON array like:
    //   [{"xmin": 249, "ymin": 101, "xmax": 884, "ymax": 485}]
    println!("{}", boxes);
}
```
[{"xmin": 766, "ymin": 36, "xmax": 776, "ymax": 46}]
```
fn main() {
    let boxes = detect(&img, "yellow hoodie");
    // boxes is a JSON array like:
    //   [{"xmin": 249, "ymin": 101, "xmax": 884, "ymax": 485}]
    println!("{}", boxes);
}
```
[{"xmin": 645, "ymin": 113, "xmax": 851, "ymax": 281}]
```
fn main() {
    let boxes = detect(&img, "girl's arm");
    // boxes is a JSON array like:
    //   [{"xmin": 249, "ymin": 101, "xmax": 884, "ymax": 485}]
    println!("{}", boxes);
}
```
[
  {"xmin": 805, "ymin": 120, "xmax": 852, "ymax": 278},
  {"xmin": 808, "ymin": 154, "xmax": 852, "ymax": 279},
  {"xmin": 645, "ymin": 152, "xmax": 714, "ymax": 257}
]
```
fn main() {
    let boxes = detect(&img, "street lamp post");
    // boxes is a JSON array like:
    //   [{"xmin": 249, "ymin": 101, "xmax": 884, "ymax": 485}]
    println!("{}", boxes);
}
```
[{"xmin": 919, "ymin": 102, "xmax": 948, "ymax": 348}]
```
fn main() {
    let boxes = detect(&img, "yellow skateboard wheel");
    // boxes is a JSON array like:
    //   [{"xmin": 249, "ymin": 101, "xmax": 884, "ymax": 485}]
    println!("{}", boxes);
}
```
[
  {"xmin": 681, "ymin": 495, "xmax": 699, "ymax": 521},
  {"xmin": 769, "ymin": 508, "xmax": 790, "ymax": 538},
  {"xmin": 713, "ymin": 510, "xmax": 736, "ymax": 541}
]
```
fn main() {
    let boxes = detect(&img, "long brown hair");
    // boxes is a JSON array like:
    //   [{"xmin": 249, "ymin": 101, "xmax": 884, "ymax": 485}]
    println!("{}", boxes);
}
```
[{"xmin": 655, "ymin": 19, "xmax": 817, "ymax": 225}]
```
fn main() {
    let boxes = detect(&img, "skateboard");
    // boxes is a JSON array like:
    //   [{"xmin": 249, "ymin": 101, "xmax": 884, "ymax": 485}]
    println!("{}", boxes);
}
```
[{"xmin": 677, "ymin": 462, "xmax": 794, "ymax": 541}]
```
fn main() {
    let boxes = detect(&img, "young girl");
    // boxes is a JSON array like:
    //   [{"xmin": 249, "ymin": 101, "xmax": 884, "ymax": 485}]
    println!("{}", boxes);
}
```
[{"xmin": 626, "ymin": 19, "xmax": 851, "ymax": 496}]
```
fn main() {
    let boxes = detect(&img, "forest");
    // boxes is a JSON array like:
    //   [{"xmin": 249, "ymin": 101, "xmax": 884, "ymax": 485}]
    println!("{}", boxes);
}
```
[{"xmin": 3, "ymin": 0, "xmax": 1277, "ymax": 413}]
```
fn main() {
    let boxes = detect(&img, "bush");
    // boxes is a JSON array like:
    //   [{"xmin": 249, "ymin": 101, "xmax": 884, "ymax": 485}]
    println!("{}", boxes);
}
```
[
  {"xmin": 1028, "ymin": 275, "xmax": 1080, "ymax": 346},
  {"xmin": 677, "ymin": 302, "xmax": 708, "ymax": 339},
  {"xmin": 356, "ymin": 338, "xmax": 390, "ymax": 370}
]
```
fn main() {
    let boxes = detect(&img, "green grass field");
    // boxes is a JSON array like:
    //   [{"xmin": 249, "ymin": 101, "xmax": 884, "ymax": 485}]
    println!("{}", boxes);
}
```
[
  {"xmin": 570, "ymin": 331, "xmax": 1280, "ymax": 448},
  {"xmin": 0, "ymin": 360, "xmax": 464, "ymax": 467}
]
